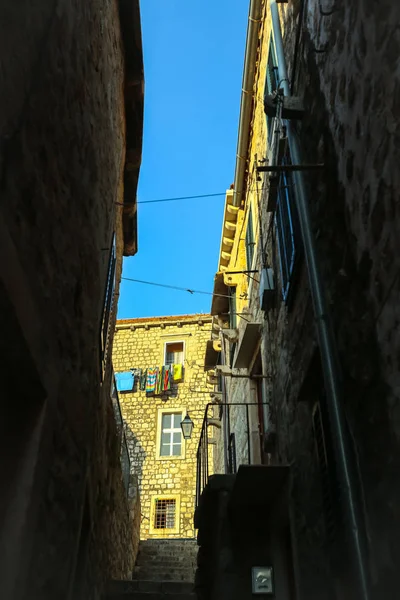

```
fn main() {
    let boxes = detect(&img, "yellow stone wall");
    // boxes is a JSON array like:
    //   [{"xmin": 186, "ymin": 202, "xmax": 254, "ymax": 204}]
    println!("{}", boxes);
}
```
[
  {"xmin": 112, "ymin": 315, "xmax": 213, "ymax": 539},
  {"xmin": 211, "ymin": 4, "xmax": 286, "ymax": 471}
]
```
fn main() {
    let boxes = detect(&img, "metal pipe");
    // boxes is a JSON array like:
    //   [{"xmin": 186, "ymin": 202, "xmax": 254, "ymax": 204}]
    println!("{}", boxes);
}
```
[
  {"xmin": 270, "ymin": 2, "xmax": 370, "ymax": 598},
  {"xmin": 219, "ymin": 330, "xmax": 229, "ymax": 474},
  {"xmin": 246, "ymin": 405, "xmax": 251, "ymax": 464},
  {"xmin": 233, "ymin": 0, "xmax": 263, "ymax": 207}
]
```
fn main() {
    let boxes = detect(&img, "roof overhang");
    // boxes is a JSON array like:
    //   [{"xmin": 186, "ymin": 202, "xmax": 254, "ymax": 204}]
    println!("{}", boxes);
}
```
[
  {"xmin": 118, "ymin": 0, "xmax": 144, "ymax": 256},
  {"xmin": 211, "ymin": 272, "xmax": 229, "ymax": 316},
  {"xmin": 217, "ymin": 190, "xmax": 239, "ymax": 272}
]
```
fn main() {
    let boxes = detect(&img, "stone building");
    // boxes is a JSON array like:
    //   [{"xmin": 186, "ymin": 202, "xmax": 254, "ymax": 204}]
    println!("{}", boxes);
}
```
[
  {"xmin": 0, "ymin": 1, "xmax": 143, "ymax": 599},
  {"xmin": 196, "ymin": 2, "xmax": 400, "ymax": 600},
  {"xmin": 112, "ymin": 315, "xmax": 214, "ymax": 541}
]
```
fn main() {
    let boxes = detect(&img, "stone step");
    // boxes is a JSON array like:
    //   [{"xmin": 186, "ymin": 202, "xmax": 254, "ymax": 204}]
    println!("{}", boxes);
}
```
[
  {"xmin": 108, "ymin": 594, "xmax": 195, "ymax": 600},
  {"xmin": 134, "ymin": 565, "xmax": 196, "ymax": 573},
  {"xmin": 138, "ymin": 542, "xmax": 197, "ymax": 552},
  {"xmin": 132, "ymin": 571, "xmax": 194, "ymax": 583},
  {"xmin": 107, "ymin": 580, "xmax": 195, "ymax": 599},
  {"xmin": 137, "ymin": 553, "xmax": 197, "ymax": 561},
  {"xmin": 137, "ymin": 546, "xmax": 197, "ymax": 555},
  {"xmin": 136, "ymin": 556, "xmax": 197, "ymax": 564}
]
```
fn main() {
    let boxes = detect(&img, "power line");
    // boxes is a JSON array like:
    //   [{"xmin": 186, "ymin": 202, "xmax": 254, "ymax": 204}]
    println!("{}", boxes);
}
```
[
  {"xmin": 138, "ymin": 192, "xmax": 227, "ymax": 205},
  {"xmin": 121, "ymin": 276, "xmax": 243, "ymax": 300},
  {"xmin": 115, "ymin": 186, "xmax": 268, "ymax": 207}
]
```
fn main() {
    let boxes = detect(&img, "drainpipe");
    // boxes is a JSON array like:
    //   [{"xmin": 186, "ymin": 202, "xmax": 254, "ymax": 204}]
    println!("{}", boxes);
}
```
[
  {"xmin": 219, "ymin": 328, "xmax": 229, "ymax": 474},
  {"xmin": 269, "ymin": 2, "xmax": 370, "ymax": 599},
  {"xmin": 233, "ymin": 0, "xmax": 263, "ymax": 208}
]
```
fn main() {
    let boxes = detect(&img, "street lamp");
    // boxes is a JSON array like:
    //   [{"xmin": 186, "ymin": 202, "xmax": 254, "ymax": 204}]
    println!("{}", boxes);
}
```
[{"xmin": 180, "ymin": 413, "xmax": 194, "ymax": 439}]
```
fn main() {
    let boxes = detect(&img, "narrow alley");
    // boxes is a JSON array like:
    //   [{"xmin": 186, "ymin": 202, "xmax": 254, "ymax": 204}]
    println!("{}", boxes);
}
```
[{"xmin": 1, "ymin": 1, "xmax": 399, "ymax": 600}]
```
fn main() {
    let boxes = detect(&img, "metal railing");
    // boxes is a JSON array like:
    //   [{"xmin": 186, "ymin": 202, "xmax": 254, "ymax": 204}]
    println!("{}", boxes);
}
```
[
  {"xmin": 111, "ymin": 375, "xmax": 131, "ymax": 495},
  {"xmin": 196, "ymin": 402, "xmax": 269, "ymax": 508}
]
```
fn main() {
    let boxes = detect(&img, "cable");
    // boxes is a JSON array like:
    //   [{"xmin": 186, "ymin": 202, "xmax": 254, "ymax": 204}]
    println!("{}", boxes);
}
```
[
  {"xmin": 114, "ymin": 186, "xmax": 269, "ymax": 207},
  {"xmin": 138, "ymin": 192, "xmax": 225, "ymax": 205},
  {"xmin": 121, "ymin": 276, "xmax": 249, "ymax": 300}
]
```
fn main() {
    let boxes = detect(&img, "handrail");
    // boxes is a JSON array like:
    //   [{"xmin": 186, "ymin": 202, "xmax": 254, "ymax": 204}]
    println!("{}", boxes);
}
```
[
  {"xmin": 196, "ymin": 402, "xmax": 269, "ymax": 508},
  {"xmin": 111, "ymin": 372, "xmax": 131, "ymax": 495}
]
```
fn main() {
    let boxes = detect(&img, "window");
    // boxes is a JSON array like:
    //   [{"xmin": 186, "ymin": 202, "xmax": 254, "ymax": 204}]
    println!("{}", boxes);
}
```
[
  {"xmin": 149, "ymin": 494, "xmax": 181, "ymax": 535},
  {"xmin": 154, "ymin": 498, "xmax": 176, "ymax": 529},
  {"xmin": 164, "ymin": 341, "xmax": 184, "ymax": 365},
  {"xmin": 160, "ymin": 412, "xmax": 182, "ymax": 457},
  {"xmin": 265, "ymin": 40, "xmax": 279, "ymax": 142},
  {"xmin": 275, "ymin": 153, "xmax": 298, "ymax": 301},
  {"xmin": 245, "ymin": 205, "xmax": 256, "ymax": 271},
  {"xmin": 100, "ymin": 234, "xmax": 116, "ymax": 375}
]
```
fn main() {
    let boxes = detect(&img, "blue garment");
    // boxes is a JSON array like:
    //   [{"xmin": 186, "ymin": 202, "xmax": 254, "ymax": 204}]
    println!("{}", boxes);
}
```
[{"xmin": 115, "ymin": 371, "xmax": 134, "ymax": 392}]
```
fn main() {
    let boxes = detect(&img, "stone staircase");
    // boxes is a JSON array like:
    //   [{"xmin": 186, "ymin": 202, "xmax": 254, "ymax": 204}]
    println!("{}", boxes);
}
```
[{"xmin": 106, "ymin": 539, "xmax": 197, "ymax": 600}]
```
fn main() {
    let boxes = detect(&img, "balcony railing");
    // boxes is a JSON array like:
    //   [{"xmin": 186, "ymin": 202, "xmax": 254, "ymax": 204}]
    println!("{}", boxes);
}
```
[{"xmin": 196, "ymin": 402, "xmax": 268, "ymax": 508}]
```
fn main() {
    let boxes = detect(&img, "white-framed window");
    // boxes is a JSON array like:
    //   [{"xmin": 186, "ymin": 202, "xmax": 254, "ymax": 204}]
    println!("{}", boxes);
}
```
[
  {"xmin": 164, "ymin": 341, "xmax": 184, "ymax": 365},
  {"xmin": 159, "ymin": 412, "xmax": 183, "ymax": 457}
]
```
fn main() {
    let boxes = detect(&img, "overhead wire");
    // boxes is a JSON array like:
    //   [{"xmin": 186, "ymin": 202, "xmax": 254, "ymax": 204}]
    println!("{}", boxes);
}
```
[
  {"xmin": 121, "ymin": 276, "xmax": 248, "ymax": 301},
  {"xmin": 114, "ymin": 186, "xmax": 269, "ymax": 207}
]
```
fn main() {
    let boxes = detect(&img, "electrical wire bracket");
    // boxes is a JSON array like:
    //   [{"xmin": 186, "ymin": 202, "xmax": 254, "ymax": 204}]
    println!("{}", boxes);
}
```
[
  {"xmin": 265, "ymin": 93, "xmax": 305, "ymax": 119},
  {"xmin": 256, "ymin": 163, "xmax": 324, "ymax": 172}
]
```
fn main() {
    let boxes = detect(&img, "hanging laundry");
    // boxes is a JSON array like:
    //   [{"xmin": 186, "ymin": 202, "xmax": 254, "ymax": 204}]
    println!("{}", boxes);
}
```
[
  {"xmin": 115, "ymin": 371, "xmax": 134, "ymax": 392},
  {"xmin": 156, "ymin": 366, "xmax": 164, "ymax": 395},
  {"xmin": 146, "ymin": 368, "xmax": 157, "ymax": 394},
  {"xmin": 140, "ymin": 369, "xmax": 147, "ymax": 391},
  {"xmin": 163, "ymin": 365, "xmax": 172, "ymax": 391},
  {"xmin": 172, "ymin": 363, "xmax": 183, "ymax": 382}
]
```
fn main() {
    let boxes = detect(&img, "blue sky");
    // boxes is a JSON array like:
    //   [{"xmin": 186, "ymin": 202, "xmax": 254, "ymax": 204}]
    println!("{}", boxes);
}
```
[{"xmin": 118, "ymin": 0, "xmax": 248, "ymax": 319}]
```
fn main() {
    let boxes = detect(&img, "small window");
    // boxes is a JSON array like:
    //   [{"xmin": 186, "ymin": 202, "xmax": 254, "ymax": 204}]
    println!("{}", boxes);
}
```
[
  {"xmin": 160, "ymin": 412, "xmax": 182, "ymax": 457},
  {"xmin": 154, "ymin": 498, "xmax": 176, "ymax": 530},
  {"xmin": 245, "ymin": 205, "xmax": 255, "ymax": 271},
  {"xmin": 164, "ymin": 341, "xmax": 184, "ymax": 365}
]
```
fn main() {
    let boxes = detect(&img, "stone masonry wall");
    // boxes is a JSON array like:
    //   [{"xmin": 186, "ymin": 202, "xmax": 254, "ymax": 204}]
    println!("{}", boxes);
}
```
[
  {"xmin": 0, "ymin": 1, "xmax": 137, "ymax": 599},
  {"xmin": 251, "ymin": 1, "xmax": 400, "ymax": 598},
  {"xmin": 210, "ymin": 0, "xmax": 400, "ymax": 597},
  {"xmin": 113, "ymin": 315, "xmax": 214, "ymax": 539}
]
